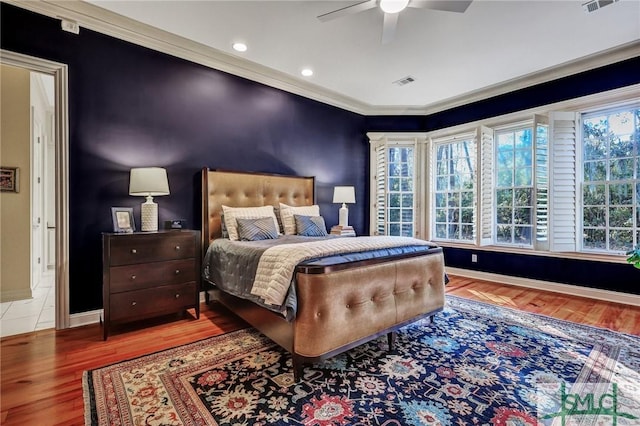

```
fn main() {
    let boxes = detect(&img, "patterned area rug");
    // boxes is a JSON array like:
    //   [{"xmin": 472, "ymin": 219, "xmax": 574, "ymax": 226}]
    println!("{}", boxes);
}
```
[{"xmin": 83, "ymin": 295, "xmax": 640, "ymax": 425}]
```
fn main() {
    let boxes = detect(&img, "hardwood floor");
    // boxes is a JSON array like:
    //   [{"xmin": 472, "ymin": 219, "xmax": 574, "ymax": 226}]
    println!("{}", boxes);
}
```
[
  {"xmin": 1, "ymin": 275, "xmax": 639, "ymax": 425},
  {"xmin": 446, "ymin": 276, "xmax": 640, "ymax": 335}
]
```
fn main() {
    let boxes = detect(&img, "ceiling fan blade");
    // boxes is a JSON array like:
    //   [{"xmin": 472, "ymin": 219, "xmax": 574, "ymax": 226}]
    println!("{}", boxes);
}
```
[
  {"xmin": 317, "ymin": 0, "xmax": 378, "ymax": 22},
  {"xmin": 408, "ymin": 0, "xmax": 473, "ymax": 13},
  {"xmin": 381, "ymin": 12, "xmax": 399, "ymax": 44}
]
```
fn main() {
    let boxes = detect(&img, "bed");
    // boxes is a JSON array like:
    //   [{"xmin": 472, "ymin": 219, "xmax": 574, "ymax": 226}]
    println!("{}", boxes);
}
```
[{"xmin": 201, "ymin": 168, "xmax": 446, "ymax": 380}]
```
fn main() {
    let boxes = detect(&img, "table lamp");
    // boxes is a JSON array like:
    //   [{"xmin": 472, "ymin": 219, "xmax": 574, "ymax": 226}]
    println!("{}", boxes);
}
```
[
  {"xmin": 129, "ymin": 167, "xmax": 170, "ymax": 232},
  {"xmin": 332, "ymin": 186, "xmax": 356, "ymax": 227}
]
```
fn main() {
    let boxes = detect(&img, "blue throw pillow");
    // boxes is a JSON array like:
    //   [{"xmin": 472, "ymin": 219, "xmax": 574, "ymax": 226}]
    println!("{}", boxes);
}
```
[
  {"xmin": 294, "ymin": 215, "xmax": 328, "ymax": 237},
  {"xmin": 236, "ymin": 217, "xmax": 278, "ymax": 241}
]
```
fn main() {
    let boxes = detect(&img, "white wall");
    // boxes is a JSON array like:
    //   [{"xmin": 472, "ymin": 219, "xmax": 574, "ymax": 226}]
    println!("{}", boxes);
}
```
[{"xmin": 1, "ymin": 64, "xmax": 32, "ymax": 302}]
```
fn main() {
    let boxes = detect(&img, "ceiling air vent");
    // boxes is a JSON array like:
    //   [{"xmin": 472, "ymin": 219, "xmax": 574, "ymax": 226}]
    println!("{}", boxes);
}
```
[
  {"xmin": 393, "ymin": 76, "xmax": 415, "ymax": 86},
  {"xmin": 583, "ymin": 0, "xmax": 618, "ymax": 13}
]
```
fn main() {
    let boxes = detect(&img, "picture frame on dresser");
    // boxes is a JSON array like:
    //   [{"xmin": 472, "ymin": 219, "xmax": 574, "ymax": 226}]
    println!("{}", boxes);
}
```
[{"xmin": 111, "ymin": 207, "xmax": 135, "ymax": 233}]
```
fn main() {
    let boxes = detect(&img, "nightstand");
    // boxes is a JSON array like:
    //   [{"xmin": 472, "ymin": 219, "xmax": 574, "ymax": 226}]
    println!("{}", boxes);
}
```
[
  {"xmin": 330, "ymin": 225, "xmax": 356, "ymax": 237},
  {"xmin": 102, "ymin": 230, "xmax": 201, "ymax": 340}
]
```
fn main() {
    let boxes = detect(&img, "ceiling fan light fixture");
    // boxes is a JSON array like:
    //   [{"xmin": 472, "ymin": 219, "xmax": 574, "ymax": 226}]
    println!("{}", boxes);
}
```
[{"xmin": 379, "ymin": 0, "xmax": 410, "ymax": 14}]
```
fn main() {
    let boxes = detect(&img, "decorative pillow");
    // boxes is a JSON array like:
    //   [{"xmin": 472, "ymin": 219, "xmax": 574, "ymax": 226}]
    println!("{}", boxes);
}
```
[
  {"xmin": 279, "ymin": 203, "xmax": 320, "ymax": 235},
  {"xmin": 220, "ymin": 214, "xmax": 229, "ymax": 238},
  {"xmin": 236, "ymin": 217, "xmax": 278, "ymax": 241},
  {"xmin": 222, "ymin": 205, "xmax": 279, "ymax": 241},
  {"xmin": 294, "ymin": 214, "xmax": 328, "ymax": 237},
  {"xmin": 273, "ymin": 206, "xmax": 285, "ymax": 235}
]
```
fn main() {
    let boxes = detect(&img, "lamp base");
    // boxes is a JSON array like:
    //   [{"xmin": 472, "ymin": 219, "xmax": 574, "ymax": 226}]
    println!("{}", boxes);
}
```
[
  {"xmin": 140, "ymin": 196, "xmax": 158, "ymax": 232},
  {"xmin": 338, "ymin": 204, "xmax": 349, "ymax": 227}
]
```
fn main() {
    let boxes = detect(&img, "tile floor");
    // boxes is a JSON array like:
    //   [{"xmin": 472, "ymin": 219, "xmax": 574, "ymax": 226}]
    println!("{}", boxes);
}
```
[{"xmin": 0, "ymin": 273, "xmax": 55, "ymax": 338}]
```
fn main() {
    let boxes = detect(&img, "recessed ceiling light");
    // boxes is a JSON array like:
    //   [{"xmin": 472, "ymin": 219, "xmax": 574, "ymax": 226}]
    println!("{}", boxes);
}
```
[
  {"xmin": 301, "ymin": 68, "xmax": 314, "ymax": 77},
  {"xmin": 232, "ymin": 42, "xmax": 247, "ymax": 52}
]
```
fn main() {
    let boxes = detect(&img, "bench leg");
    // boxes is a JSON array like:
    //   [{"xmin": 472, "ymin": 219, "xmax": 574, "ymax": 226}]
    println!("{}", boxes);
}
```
[
  {"xmin": 387, "ymin": 331, "xmax": 396, "ymax": 351},
  {"xmin": 292, "ymin": 355, "xmax": 305, "ymax": 382}
]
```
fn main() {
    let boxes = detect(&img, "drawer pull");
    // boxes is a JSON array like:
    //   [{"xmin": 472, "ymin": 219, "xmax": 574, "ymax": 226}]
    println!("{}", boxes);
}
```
[
  {"xmin": 175, "ymin": 293, "xmax": 180, "ymax": 299},
  {"xmin": 131, "ymin": 301, "xmax": 137, "ymax": 306},
  {"xmin": 175, "ymin": 270, "xmax": 180, "ymax": 275},
  {"xmin": 175, "ymin": 245, "xmax": 181, "ymax": 251},
  {"xmin": 131, "ymin": 249, "xmax": 137, "ymax": 254},
  {"xmin": 131, "ymin": 275, "xmax": 136, "ymax": 280}
]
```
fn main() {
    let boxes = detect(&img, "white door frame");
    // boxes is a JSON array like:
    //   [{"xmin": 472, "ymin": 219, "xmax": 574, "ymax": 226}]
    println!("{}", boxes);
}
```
[{"xmin": 1, "ymin": 49, "xmax": 70, "ymax": 329}]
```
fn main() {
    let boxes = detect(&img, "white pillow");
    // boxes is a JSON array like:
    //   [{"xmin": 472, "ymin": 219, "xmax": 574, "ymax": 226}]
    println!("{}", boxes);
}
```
[
  {"xmin": 222, "ymin": 205, "xmax": 279, "ymax": 241},
  {"xmin": 279, "ymin": 203, "xmax": 320, "ymax": 235}
]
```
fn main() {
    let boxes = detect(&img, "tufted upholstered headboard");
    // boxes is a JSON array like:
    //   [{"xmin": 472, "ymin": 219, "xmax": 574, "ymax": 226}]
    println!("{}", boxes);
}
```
[{"xmin": 201, "ymin": 168, "xmax": 315, "ymax": 249}]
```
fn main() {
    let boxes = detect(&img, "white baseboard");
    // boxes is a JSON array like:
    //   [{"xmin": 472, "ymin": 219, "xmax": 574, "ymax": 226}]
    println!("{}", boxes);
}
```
[
  {"xmin": 69, "ymin": 309, "xmax": 103, "ymax": 328},
  {"xmin": 68, "ymin": 293, "xmax": 209, "ymax": 328},
  {"xmin": 447, "ymin": 267, "xmax": 640, "ymax": 307}
]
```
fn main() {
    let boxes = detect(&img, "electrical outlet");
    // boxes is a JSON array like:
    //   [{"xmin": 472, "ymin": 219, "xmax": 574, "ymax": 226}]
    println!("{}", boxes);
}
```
[{"xmin": 471, "ymin": 253, "xmax": 478, "ymax": 263}]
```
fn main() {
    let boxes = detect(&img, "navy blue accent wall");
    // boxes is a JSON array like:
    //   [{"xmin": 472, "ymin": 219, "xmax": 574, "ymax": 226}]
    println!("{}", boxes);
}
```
[
  {"xmin": 367, "ymin": 56, "xmax": 640, "ymax": 295},
  {"xmin": 1, "ymin": 4, "xmax": 368, "ymax": 313},
  {"xmin": 444, "ymin": 248, "xmax": 640, "ymax": 295}
]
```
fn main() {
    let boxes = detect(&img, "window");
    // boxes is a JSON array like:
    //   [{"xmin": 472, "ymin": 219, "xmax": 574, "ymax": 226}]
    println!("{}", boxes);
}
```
[
  {"xmin": 495, "ymin": 126, "xmax": 535, "ymax": 245},
  {"xmin": 582, "ymin": 106, "xmax": 640, "ymax": 253},
  {"xmin": 494, "ymin": 118, "xmax": 548, "ymax": 248},
  {"xmin": 368, "ymin": 88, "xmax": 639, "ymax": 260},
  {"xmin": 433, "ymin": 137, "xmax": 475, "ymax": 242},
  {"xmin": 370, "ymin": 135, "xmax": 422, "ymax": 237},
  {"xmin": 385, "ymin": 146, "xmax": 415, "ymax": 236}
]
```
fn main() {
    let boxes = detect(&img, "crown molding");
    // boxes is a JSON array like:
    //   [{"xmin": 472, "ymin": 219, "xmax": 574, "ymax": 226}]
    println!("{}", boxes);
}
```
[
  {"xmin": 5, "ymin": 0, "xmax": 640, "ymax": 116},
  {"xmin": 5, "ymin": 0, "xmax": 373, "ymax": 114}
]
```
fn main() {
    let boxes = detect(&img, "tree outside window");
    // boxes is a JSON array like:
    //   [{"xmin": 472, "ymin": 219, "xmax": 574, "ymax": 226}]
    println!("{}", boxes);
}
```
[
  {"xmin": 433, "ymin": 139, "xmax": 475, "ymax": 242},
  {"xmin": 495, "ymin": 127, "xmax": 534, "ymax": 246},
  {"xmin": 582, "ymin": 107, "xmax": 640, "ymax": 253}
]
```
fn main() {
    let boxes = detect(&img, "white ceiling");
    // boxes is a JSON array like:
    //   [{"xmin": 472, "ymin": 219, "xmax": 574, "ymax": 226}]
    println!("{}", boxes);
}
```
[{"xmin": 21, "ymin": 0, "xmax": 640, "ymax": 114}]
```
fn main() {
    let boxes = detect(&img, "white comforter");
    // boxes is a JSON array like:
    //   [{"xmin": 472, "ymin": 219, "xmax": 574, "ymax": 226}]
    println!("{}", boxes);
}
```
[{"xmin": 250, "ymin": 236, "xmax": 433, "ymax": 306}]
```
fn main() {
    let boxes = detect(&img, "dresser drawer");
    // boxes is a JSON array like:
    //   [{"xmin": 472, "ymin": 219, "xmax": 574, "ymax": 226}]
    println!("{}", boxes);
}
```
[
  {"xmin": 109, "ymin": 233, "xmax": 195, "ymax": 265},
  {"xmin": 110, "ymin": 259, "xmax": 196, "ymax": 293},
  {"xmin": 110, "ymin": 282, "xmax": 197, "ymax": 321}
]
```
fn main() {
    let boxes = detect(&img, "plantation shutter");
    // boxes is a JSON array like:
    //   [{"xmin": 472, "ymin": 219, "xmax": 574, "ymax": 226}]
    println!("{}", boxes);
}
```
[
  {"xmin": 548, "ymin": 112, "xmax": 580, "ymax": 252},
  {"xmin": 478, "ymin": 125, "xmax": 494, "ymax": 246},
  {"xmin": 534, "ymin": 114, "xmax": 550, "ymax": 250},
  {"xmin": 372, "ymin": 142, "xmax": 387, "ymax": 236}
]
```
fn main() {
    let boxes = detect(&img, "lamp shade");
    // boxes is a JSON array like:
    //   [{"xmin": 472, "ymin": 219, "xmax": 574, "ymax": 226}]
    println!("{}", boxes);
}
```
[
  {"xmin": 129, "ymin": 167, "xmax": 170, "ymax": 196},
  {"xmin": 332, "ymin": 186, "xmax": 355, "ymax": 204}
]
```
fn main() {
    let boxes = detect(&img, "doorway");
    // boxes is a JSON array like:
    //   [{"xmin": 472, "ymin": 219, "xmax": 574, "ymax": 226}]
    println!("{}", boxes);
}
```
[{"xmin": 0, "ymin": 50, "xmax": 70, "ymax": 336}]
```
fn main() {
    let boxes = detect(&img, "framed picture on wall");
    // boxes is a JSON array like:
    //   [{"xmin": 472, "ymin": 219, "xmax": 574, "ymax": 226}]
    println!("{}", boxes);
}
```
[
  {"xmin": 0, "ymin": 167, "xmax": 19, "ymax": 193},
  {"xmin": 111, "ymin": 207, "xmax": 135, "ymax": 233}
]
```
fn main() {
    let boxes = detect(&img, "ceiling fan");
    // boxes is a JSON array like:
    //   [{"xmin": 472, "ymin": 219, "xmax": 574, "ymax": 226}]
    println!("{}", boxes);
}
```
[{"xmin": 317, "ymin": 0, "xmax": 473, "ymax": 44}]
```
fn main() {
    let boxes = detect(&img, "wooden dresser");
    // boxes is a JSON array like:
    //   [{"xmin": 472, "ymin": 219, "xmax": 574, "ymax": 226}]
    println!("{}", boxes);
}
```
[{"xmin": 102, "ymin": 230, "xmax": 201, "ymax": 340}]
